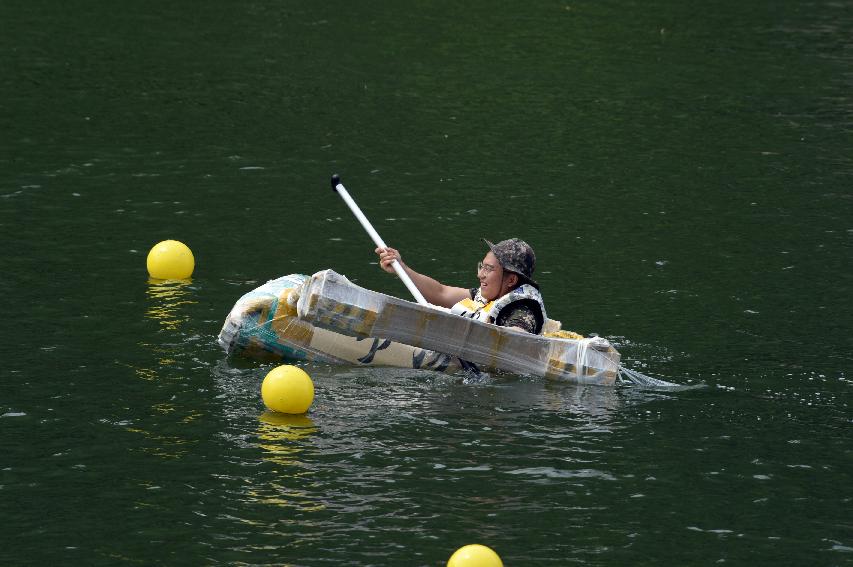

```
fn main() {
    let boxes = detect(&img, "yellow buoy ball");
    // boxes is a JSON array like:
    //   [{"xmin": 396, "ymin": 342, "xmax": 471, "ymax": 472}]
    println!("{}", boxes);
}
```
[
  {"xmin": 147, "ymin": 240, "xmax": 195, "ymax": 280},
  {"xmin": 447, "ymin": 544, "xmax": 503, "ymax": 567},
  {"xmin": 261, "ymin": 365, "xmax": 315, "ymax": 414}
]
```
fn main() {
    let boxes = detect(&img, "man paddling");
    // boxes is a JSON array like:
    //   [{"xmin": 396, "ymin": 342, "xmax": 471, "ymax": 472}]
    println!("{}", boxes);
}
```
[{"xmin": 375, "ymin": 238, "xmax": 546, "ymax": 334}]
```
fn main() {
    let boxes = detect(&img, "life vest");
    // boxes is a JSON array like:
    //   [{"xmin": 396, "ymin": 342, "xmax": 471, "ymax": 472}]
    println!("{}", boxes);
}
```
[{"xmin": 450, "ymin": 284, "xmax": 547, "ymax": 334}]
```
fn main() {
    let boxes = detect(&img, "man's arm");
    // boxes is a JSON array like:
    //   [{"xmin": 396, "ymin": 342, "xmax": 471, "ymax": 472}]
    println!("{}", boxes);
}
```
[
  {"xmin": 376, "ymin": 247, "xmax": 469, "ymax": 308},
  {"xmin": 495, "ymin": 304, "xmax": 539, "ymax": 334}
]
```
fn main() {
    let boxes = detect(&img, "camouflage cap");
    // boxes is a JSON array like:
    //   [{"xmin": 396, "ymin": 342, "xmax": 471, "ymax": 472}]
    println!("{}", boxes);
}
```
[{"xmin": 483, "ymin": 238, "xmax": 539, "ymax": 289}]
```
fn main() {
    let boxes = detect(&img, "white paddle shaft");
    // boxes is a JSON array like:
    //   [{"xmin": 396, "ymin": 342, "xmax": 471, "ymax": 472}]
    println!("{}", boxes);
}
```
[{"xmin": 332, "ymin": 178, "xmax": 429, "ymax": 305}]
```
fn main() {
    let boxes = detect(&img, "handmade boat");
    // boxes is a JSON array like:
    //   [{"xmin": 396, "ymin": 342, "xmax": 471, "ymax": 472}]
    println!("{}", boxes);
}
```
[
  {"xmin": 218, "ymin": 273, "xmax": 464, "ymax": 373},
  {"xmin": 218, "ymin": 270, "xmax": 621, "ymax": 385}
]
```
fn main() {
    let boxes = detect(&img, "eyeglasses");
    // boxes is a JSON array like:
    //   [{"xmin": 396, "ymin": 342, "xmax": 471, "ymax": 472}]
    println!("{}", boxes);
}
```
[{"xmin": 477, "ymin": 261, "xmax": 497, "ymax": 274}]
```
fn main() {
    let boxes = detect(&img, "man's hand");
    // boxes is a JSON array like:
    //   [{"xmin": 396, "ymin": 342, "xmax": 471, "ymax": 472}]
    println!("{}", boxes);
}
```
[{"xmin": 375, "ymin": 247, "xmax": 403, "ymax": 274}]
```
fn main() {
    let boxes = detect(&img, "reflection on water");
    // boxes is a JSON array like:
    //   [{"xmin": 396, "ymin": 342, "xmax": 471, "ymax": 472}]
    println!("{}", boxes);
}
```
[
  {"xmin": 123, "ymin": 424, "xmax": 197, "ymax": 459},
  {"xmin": 107, "ymin": 280, "xmax": 206, "ymax": 461},
  {"xmin": 257, "ymin": 411, "xmax": 317, "ymax": 460},
  {"xmin": 145, "ymin": 278, "xmax": 196, "ymax": 331},
  {"xmin": 251, "ymin": 412, "xmax": 325, "ymax": 511}
]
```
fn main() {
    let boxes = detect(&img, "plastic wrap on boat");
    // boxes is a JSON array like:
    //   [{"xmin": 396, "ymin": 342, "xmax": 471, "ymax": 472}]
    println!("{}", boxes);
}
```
[
  {"xmin": 217, "ymin": 274, "xmax": 462, "ymax": 373},
  {"xmin": 297, "ymin": 270, "xmax": 620, "ymax": 385}
]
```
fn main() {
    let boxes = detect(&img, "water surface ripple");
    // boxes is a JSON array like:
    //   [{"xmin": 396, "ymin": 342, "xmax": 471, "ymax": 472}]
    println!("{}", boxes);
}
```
[{"xmin": 1, "ymin": 0, "xmax": 851, "ymax": 564}]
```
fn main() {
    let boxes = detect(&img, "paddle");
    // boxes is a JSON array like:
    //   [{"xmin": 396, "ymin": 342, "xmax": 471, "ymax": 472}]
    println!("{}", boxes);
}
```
[{"xmin": 331, "ymin": 174, "xmax": 429, "ymax": 305}]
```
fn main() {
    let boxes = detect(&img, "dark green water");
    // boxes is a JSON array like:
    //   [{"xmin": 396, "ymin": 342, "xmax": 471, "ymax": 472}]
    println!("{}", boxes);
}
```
[{"xmin": 1, "ymin": 1, "xmax": 851, "ymax": 565}]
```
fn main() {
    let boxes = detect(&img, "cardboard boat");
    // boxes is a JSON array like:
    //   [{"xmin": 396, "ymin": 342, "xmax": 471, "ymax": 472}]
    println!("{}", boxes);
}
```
[{"xmin": 218, "ymin": 270, "xmax": 620, "ymax": 385}]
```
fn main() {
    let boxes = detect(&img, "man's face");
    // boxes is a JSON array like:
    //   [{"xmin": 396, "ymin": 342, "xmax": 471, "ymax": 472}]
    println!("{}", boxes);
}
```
[{"xmin": 478, "ymin": 251, "xmax": 507, "ymax": 301}]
